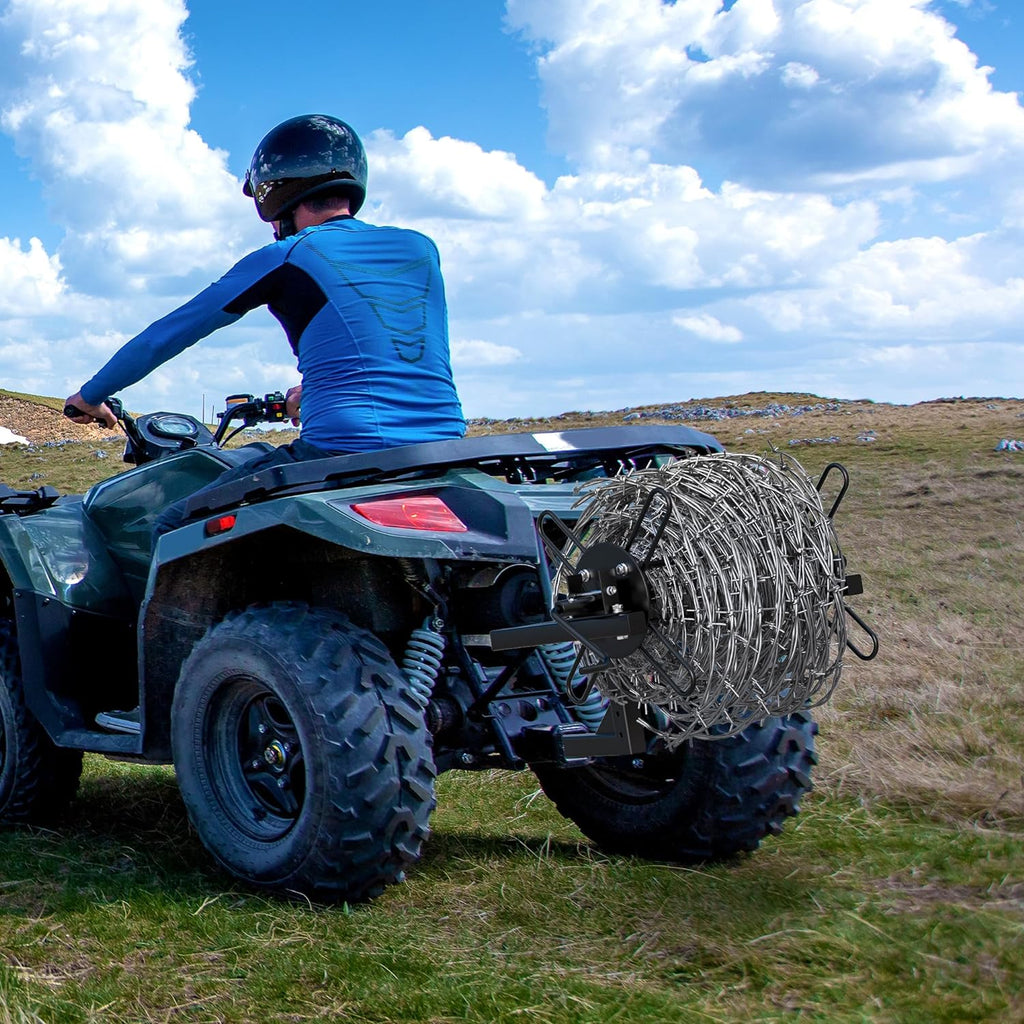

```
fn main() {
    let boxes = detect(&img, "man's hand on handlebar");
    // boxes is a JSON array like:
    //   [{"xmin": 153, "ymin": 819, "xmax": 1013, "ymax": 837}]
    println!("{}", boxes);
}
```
[
  {"xmin": 64, "ymin": 392, "xmax": 117, "ymax": 428},
  {"xmin": 285, "ymin": 383, "xmax": 302, "ymax": 427}
]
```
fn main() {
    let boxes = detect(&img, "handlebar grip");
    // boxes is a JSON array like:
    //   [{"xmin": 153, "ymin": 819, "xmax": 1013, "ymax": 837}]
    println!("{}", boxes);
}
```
[{"xmin": 63, "ymin": 404, "xmax": 112, "ymax": 427}]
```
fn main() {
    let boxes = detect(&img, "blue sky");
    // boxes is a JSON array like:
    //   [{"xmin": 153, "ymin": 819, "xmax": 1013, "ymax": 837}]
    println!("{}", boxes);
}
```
[{"xmin": 0, "ymin": 0, "xmax": 1022, "ymax": 421}]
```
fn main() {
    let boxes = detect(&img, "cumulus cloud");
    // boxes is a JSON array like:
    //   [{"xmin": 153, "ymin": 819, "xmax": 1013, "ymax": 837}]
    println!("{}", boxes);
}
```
[
  {"xmin": 0, "ymin": 237, "xmax": 64, "ymax": 314},
  {"xmin": 369, "ymin": 127, "xmax": 547, "ymax": 221},
  {"xmin": 505, "ymin": 0, "xmax": 1024, "ymax": 188},
  {"xmin": 673, "ymin": 313, "xmax": 744, "ymax": 344},
  {"xmin": 0, "ymin": 0, "xmax": 1020, "ymax": 424},
  {"xmin": 451, "ymin": 339, "xmax": 524, "ymax": 367},
  {"xmin": 749, "ymin": 232, "xmax": 1024, "ymax": 337},
  {"xmin": 370, "ymin": 133, "xmax": 881, "ymax": 317},
  {"xmin": 0, "ymin": 0, "xmax": 256, "ymax": 298},
  {"xmin": 0, "ymin": 0, "xmax": 272, "ymax": 410}
]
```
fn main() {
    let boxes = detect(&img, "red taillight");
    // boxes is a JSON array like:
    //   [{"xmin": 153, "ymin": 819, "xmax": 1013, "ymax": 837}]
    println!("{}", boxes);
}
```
[
  {"xmin": 351, "ymin": 495, "xmax": 467, "ymax": 532},
  {"xmin": 205, "ymin": 513, "xmax": 237, "ymax": 537}
]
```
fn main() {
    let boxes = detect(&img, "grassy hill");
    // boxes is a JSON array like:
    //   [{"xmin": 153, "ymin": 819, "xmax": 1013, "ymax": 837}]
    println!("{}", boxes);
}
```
[{"xmin": 0, "ymin": 388, "xmax": 1021, "ymax": 1021}]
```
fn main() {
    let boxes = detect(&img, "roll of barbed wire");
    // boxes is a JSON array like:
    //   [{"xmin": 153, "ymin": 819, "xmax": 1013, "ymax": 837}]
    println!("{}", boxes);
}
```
[{"xmin": 560, "ymin": 452, "xmax": 848, "ymax": 746}]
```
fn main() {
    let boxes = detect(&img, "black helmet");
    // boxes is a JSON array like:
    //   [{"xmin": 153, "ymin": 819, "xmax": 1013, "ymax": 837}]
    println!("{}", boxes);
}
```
[{"xmin": 243, "ymin": 114, "xmax": 368, "ymax": 221}]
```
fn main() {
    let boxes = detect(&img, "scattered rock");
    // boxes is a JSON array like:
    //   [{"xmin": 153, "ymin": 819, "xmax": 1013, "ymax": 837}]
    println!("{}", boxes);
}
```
[{"xmin": 619, "ymin": 400, "xmax": 845, "ymax": 423}]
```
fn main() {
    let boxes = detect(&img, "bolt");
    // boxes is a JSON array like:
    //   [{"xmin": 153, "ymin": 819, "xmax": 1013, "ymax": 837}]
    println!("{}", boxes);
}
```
[
  {"xmin": 257, "ymin": 723, "xmax": 268, "ymax": 735},
  {"xmin": 578, "ymin": 569, "xmax": 592, "ymax": 584},
  {"xmin": 250, "ymin": 759, "xmax": 261, "ymax": 769},
  {"xmin": 614, "ymin": 563, "xmax": 631, "ymax": 578},
  {"xmin": 263, "ymin": 741, "xmax": 287, "ymax": 767},
  {"xmin": 431, "ymin": 617, "xmax": 445, "ymax": 632},
  {"xmin": 605, "ymin": 585, "xmax": 618, "ymax": 597},
  {"xmin": 459, "ymin": 752, "xmax": 475, "ymax": 766},
  {"xmin": 631, "ymin": 758, "xmax": 644, "ymax": 769},
  {"xmin": 276, "ymin": 777, "xmax": 288, "ymax": 789}
]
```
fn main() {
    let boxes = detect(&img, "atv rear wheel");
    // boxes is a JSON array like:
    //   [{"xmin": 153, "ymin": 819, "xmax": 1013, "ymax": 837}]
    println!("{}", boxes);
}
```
[
  {"xmin": 171, "ymin": 603, "xmax": 435, "ymax": 903},
  {"xmin": 532, "ymin": 711, "xmax": 817, "ymax": 861},
  {"xmin": 0, "ymin": 620, "xmax": 83, "ymax": 823}
]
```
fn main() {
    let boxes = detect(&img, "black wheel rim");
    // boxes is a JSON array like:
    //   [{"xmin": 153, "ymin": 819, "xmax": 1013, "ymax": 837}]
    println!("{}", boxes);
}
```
[{"xmin": 205, "ymin": 676, "xmax": 307, "ymax": 841}]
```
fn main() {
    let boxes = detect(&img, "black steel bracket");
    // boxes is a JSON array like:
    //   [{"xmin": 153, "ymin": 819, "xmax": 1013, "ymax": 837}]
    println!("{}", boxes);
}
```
[{"xmin": 560, "ymin": 700, "xmax": 650, "ymax": 758}]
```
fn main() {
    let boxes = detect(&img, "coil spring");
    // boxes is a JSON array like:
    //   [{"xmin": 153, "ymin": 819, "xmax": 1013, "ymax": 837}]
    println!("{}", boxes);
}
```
[
  {"xmin": 539, "ymin": 642, "xmax": 608, "ymax": 732},
  {"xmin": 401, "ymin": 619, "xmax": 445, "ymax": 709}
]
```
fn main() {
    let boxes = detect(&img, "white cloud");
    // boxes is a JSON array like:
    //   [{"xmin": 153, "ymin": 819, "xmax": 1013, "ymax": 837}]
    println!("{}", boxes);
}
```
[
  {"xmin": 0, "ymin": 0, "xmax": 268, "ymax": 411},
  {"xmin": 451, "ymin": 338, "xmax": 523, "ymax": 367},
  {"xmin": 749, "ymin": 232, "xmax": 1024, "ymax": 337},
  {"xmin": 781, "ymin": 61, "xmax": 820, "ymax": 88},
  {"xmin": 369, "ymin": 127, "xmax": 547, "ymax": 221},
  {"xmin": 0, "ymin": 236, "xmax": 64, "ymax": 314},
  {"xmin": 0, "ymin": 0, "xmax": 1020, "ymax": 426},
  {"xmin": 0, "ymin": 0, "xmax": 256, "ymax": 298},
  {"xmin": 372, "ymin": 135, "xmax": 881, "ymax": 313},
  {"xmin": 673, "ymin": 313, "xmax": 744, "ymax": 344},
  {"xmin": 506, "ymin": 0, "xmax": 1024, "ymax": 188}
]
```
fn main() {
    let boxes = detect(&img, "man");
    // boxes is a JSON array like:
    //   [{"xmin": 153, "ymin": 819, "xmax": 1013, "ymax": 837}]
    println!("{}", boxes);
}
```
[{"xmin": 66, "ymin": 114, "xmax": 466, "ymax": 527}]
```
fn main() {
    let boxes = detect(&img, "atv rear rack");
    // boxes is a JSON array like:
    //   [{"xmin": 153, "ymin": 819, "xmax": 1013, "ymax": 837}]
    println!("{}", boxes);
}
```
[{"xmin": 182, "ymin": 426, "xmax": 723, "ymax": 521}]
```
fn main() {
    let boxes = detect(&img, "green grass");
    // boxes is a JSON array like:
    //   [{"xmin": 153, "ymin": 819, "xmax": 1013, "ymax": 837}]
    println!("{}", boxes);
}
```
[
  {"xmin": 0, "ymin": 438, "xmax": 127, "ymax": 494},
  {"xmin": 0, "ymin": 767, "xmax": 1020, "ymax": 1023},
  {"xmin": 0, "ymin": 389, "xmax": 66, "ymax": 413},
  {"xmin": 0, "ymin": 392, "xmax": 1022, "ymax": 1021}
]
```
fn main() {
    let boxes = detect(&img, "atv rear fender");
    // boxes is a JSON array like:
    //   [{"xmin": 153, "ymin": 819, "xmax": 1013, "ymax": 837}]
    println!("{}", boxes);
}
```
[{"xmin": 137, "ymin": 425, "xmax": 723, "ymax": 761}]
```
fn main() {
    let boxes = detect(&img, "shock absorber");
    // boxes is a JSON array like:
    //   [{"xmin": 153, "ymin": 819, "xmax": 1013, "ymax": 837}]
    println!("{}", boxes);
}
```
[
  {"xmin": 401, "ymin": 617, "xmax": 446, "ymax": 709},
  {"xmin": 539, "ymin": 642, "xmax": 608, "ymax": 732}
]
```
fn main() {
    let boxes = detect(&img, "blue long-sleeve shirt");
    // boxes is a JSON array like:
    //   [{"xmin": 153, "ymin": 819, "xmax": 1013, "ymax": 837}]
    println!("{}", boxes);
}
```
[{"xmin": 81, "ymin": 216, "xmax": 466, "ymax": 452}]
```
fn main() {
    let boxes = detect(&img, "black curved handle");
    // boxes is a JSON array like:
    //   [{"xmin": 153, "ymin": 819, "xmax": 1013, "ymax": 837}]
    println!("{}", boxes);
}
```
[
  {"xmin": 816, "ymin": 462, "xmax": 850, "ymax": 519},
  {"xmin": 844, "ymin": 603, "xmax": 880, "ymax": 661}
]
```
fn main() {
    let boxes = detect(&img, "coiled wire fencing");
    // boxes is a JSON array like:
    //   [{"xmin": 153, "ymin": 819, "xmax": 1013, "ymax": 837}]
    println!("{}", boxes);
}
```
[{"xmin": 562, "ymin": 452, "xmax": 848, "ymax": 746}]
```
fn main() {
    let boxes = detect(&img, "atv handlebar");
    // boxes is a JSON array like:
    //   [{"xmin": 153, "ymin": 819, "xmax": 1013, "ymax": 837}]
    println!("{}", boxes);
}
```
[
  {"xmin": 213, "ymin": 392, "xmax": 288, "ymax": 446},
  {"xmin": 61, "ymin": 391, "xmax": 289, "ymax": 466}
]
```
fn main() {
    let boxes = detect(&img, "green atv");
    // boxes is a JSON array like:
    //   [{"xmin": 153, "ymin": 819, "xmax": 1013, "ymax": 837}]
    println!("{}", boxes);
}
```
[{"xmin": 0, "ymin": 394, "xmax": 876, "ymax": 903}]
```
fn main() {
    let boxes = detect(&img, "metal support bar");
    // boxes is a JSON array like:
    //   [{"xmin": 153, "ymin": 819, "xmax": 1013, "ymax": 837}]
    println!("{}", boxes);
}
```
[{"xmin": 489, "ymin": 611, "xmax": 646, "ymax": 652}]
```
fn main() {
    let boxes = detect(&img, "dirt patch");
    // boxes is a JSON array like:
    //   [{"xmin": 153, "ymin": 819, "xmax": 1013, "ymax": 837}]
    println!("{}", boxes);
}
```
[{"xmin": 0, "ymin": 394, "xmax": 111, "ymax": 445}]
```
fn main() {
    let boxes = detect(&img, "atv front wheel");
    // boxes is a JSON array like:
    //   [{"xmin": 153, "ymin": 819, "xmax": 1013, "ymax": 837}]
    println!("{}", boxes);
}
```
[
  {"xmin": 171, "ymin": 603, "xmax": 435, "ymax": 903},
  {"xmin": 532, "ymin": 711, "xmax": 817, "ymax": 861},
  {"xmin": 0, "ymin": 620, "xmax": 83, "ymax": 823}
]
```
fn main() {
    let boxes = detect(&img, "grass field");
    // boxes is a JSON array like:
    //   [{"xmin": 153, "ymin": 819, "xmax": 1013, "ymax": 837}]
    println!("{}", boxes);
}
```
[{"xmin": 0, "ymin": 393, "xmax": 1021, "ymax": 1023}]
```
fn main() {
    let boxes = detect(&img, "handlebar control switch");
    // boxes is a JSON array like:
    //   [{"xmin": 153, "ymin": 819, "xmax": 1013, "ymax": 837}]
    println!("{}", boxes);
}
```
[{"xmin": 263, "ymin": 392, "xmax": 287, "ymax": 423}]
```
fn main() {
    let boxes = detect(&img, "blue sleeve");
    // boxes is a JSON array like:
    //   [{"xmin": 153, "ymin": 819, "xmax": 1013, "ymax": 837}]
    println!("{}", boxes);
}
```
[{"xmin": 80, "ymin": 242, "xmax": 289, "ymax": 405}]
